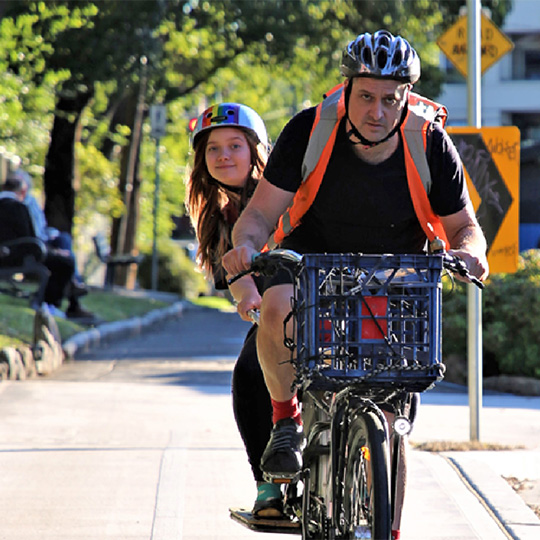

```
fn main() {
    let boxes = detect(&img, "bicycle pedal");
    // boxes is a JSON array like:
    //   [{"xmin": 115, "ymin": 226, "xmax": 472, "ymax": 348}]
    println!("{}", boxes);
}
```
[{"xmin": 263, "ymin": 472, "xmax": 300, "ymax": 485}]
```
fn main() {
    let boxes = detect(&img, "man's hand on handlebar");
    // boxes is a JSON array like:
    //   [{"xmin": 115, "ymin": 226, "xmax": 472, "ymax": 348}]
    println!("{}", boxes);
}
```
[
  {"xmin": 222, "ymin": 245, "xmax": 258, "ymax": 277},
  {"xmin": 447, "ymin": 248, "xmax": 489, "ymax": 285}
]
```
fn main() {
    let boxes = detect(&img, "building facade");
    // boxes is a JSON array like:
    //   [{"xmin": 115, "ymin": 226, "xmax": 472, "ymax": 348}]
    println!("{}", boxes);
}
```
[{"xmin": 438, "ymin": 0, "xmax": 540, "ymax": 251}]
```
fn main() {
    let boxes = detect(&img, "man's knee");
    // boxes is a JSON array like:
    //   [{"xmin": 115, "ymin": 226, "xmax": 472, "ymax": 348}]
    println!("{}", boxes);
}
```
[{"xmin": 260, "ymin": 285, "xmax": 293, "ymax": 330}]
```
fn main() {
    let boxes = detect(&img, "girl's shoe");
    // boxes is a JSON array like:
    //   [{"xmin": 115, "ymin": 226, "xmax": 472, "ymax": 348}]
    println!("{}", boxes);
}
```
[{"xmin": 252, "ymin": 482, "xmax": 283, "ymax": 519}]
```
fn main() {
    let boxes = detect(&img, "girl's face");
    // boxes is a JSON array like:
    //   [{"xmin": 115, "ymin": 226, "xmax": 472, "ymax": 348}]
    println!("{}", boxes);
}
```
[{"xmin": 205, "ymin": 127, "xmax": 252, "ymax": 189}]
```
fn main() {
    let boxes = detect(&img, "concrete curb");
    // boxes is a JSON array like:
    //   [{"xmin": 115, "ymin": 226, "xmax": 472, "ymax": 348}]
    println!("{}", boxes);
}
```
[
  {"xmin": 0, "ymin": 300, "xmax": 187, "ymax": 380},
  {"xmin": 444, "ymin": 452, "xmax": 540, "ymax": 539},
  {"xmin": 62, "ymin": 300, "xmax": 186, "ymax": 360}
]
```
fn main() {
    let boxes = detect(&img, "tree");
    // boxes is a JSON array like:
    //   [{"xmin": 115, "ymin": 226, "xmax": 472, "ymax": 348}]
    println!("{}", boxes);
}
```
[{"xmin": 0, "ymin": 0, "xmax": 513, "ymax": 288}]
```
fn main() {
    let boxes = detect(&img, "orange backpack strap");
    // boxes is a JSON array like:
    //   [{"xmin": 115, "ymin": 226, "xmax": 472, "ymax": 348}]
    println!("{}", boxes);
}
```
[
  {"xmin": 267, "ymin": 84, "xmax": 346, "ymax": 249},
  {"xmin": 401, "ymin": 93, "xmax": 449, "ymax": 245}
]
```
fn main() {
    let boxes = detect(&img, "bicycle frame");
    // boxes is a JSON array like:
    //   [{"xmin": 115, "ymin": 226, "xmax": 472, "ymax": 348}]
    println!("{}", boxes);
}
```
[
  {"xmin": 230, "ymin": 251, "xmax": 450, "ymax": 539},
  {"xmin": 285, "ymin": 253, "xmax": 444, "ymax": 539}
]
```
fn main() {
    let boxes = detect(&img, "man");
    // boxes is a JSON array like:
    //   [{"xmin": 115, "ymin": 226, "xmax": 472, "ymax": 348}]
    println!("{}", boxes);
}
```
[
  {"xmin": 0, "ymin": 176, "xmax": 94, "ymax": 321},
  {"xmin": 223, "ymin": 30, "xmax": 489, "ymax": 537}
]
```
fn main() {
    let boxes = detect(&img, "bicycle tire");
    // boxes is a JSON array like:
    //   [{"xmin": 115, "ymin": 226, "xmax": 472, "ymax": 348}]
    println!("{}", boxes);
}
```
[{"xmin": 342, "ymin": 411, "xmax": 391, "ymax": 539}]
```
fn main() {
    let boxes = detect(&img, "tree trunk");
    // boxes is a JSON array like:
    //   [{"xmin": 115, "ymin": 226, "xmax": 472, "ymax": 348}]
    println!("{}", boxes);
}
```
[
  {"xmin": 44, "ymin": 89, "xmax": 93, "ymax": 233},
  {"xmin": 109, "ymin": 79, "xmax": 146, "ymax": 289}
]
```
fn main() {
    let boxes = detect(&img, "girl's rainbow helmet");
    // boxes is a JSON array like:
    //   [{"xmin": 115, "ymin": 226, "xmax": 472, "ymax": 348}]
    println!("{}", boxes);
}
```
[{"xmin": 191, "ymin": 103, "xmax": 268, "ymax": 149}]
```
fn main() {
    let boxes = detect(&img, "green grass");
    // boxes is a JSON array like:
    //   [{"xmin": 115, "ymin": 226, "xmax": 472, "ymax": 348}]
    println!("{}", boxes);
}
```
[
  {"xmin": 190, "ymin": 294, "xmax": 235, "ymax": 311},
  {"xmin": 0, "ymin": 285, "xmax": 236, "ymax": 348},
  {"xmin": 0, "ymin": 294, "xmax": 36, "ymax": 348},
  {"xmin": 0, "ymin": 288, "xmax": 172, "ymax": 346}
]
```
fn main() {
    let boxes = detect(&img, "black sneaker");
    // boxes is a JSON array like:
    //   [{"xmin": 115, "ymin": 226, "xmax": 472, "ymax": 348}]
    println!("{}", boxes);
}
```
[
  {"xmin": 260, "ymin": 418, "xmax": 304, "ymax": 482},
  {"xmin": 65, "ymin": 305, "xmax": 98, "ymax": 324},
  {"xmin": 69, "ymin": 279, "xmax": 88, "ymax": 299}
]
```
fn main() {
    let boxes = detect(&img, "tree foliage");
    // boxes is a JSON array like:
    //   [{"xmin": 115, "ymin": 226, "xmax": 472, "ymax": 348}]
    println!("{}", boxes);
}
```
[{"xmin": 0, "ymin": 0, "xmax": 513, "ymax": 285}]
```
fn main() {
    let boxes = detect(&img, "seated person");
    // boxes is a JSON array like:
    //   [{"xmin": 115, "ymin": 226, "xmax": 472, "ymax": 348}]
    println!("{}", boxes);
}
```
[
  {"xmin": 13, "ymin": 169, "xmax": 86, "ymax": 292},
  {"xmin": 0, "ymin": 175, "xmax": 94, "ymax": 321}
]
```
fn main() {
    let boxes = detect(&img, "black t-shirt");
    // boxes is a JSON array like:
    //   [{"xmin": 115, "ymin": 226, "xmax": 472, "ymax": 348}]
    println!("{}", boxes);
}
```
[{"xmin": 264, "ymin": 107, "xmax": 470, "ymax": 254}]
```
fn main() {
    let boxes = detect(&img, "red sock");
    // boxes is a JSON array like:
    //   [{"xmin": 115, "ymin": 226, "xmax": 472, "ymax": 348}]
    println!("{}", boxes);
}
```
[
  {"xmin": 392, "ymin": 530, "xmax": 400, "ymax": 540},
  {"xmin": 271, "ymin": 395, "xmax": 302, "ymax": 425}
]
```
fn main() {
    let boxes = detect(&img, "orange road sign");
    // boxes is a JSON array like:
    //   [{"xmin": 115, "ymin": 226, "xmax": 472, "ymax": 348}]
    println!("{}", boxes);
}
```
[
  {"xmin": 447, "ymin": 126, "xmax": 520, "ymax": 274},
  {"xmin": 437, "ymin": 13, "xmax": 514, "ymax": 78}
]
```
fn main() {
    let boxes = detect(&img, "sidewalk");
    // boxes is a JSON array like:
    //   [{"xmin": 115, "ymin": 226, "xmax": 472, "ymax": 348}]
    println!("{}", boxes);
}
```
[
  {"xmin": 63, "ymin": 298, "xmax": 540, "ymax": 539},
  {"xmin": 406, "ymin": 385, "xmax": 540, "ymax": 539}
]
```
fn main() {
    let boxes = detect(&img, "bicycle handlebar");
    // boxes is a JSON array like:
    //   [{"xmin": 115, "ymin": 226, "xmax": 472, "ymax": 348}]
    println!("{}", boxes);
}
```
[
  {"xmin": 228, "ymin": 249, "xmax": 484, "ymax": 289},
  {"xmin": 227, "ymin": 249, "xmax": 303, "ymax": 286}
]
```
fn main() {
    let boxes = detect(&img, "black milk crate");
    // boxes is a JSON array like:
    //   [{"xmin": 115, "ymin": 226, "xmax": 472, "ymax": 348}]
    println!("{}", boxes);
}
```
[{"xmin": 292, "ymin": 254, "xmax": 444, "ymax": 392}]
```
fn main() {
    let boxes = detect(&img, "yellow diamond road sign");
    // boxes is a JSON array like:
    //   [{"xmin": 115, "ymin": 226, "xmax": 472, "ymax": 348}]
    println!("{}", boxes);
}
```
[
  {"xmin": 446, "ymin": 126, "xmax": 520, "ymax": 274},
  {"xmin": 437, "ymin": 13, "xmax": 514, "ymax": 78}
]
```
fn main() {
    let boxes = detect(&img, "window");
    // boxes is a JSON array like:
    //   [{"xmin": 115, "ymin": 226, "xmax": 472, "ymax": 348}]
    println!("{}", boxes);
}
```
[
  {"xmin": 524, "ymin": 50, "xmax": 540, "ymax": 79},
  {"xmin": 509, "ymin": 112, "xmax": 540, "ymax": 144},
  {"xmin": 510, "ymin": 34, "xmax": 540, "ymax": 80}
]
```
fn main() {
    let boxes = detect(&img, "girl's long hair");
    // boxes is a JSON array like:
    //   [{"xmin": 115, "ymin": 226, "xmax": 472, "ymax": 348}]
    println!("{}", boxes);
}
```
[{"xmin": 185, "ymin": 128, "xmax": 267, "ymax": 275}]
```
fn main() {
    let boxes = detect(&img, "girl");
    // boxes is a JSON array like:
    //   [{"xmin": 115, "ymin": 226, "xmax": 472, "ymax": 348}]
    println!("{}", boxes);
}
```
[{"xmin": 186, "ymin": 103, "xmax": 282, "ymax": 518}]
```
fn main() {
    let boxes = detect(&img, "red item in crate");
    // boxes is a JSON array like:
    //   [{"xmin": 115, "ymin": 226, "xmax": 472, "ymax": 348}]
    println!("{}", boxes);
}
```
[
  {"xmin": 361, "ymin": 296, "xmax": 388, "ymax": 339},
  {"xmin": 319, "ymin": 319, "xmax": 332, "ymax": 342}
]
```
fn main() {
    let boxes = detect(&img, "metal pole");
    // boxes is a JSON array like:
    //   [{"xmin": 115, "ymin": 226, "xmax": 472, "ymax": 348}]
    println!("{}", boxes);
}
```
[
  {"xmin": 467, "ymin": 0, "xmax": 482, "ymax": 442},
  {"xmin": 151, "ymin": 138, "xmax": 161, "ymax": 291}
]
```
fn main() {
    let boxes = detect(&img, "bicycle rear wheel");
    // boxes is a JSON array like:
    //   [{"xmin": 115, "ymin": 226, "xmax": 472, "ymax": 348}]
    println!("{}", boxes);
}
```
[{"xmin": 342, "ymin": 411, "xmax": 391, "ymax": 539}]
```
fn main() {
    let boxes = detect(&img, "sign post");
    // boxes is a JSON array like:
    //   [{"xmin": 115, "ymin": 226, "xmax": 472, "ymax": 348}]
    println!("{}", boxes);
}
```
[
  {"xmin": 439, "ymin": 2, "xmax": 518, "ymax": 441},
  {"xmin": 150, "ymin": 104, "xmax": 166, "ymax": 291},
  {"xmin": 467, "ymin": 0, "xmax": 482, "ymax": 443}
]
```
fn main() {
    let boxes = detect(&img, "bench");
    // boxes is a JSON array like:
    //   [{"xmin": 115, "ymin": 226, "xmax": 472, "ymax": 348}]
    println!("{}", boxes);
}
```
[
  {"xmin": 0, "ymin": 238, "xmax": 50, "ymax": 306},
  {"xmin": 93, "ymin": 232, "xmax": 144, "ymax": 288}
]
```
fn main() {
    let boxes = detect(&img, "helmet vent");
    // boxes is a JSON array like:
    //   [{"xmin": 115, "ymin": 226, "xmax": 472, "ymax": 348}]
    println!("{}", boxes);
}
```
[
  {"xmin": 376, "ymin": 49, "xmax": 388, "ymax": 69},
  {"xmin": 361, "ymin": 46, "xmax": 373, "ymax": 67}
]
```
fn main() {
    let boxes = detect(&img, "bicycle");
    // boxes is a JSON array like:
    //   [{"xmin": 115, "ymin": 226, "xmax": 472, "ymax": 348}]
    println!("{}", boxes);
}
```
[{"xmin": 229, "ymin": 247, "xmax": 483, "ymax": 539}]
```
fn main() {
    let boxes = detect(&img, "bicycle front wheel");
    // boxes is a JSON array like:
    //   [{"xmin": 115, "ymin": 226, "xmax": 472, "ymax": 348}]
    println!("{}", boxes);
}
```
[{"xmin": 342, "ymin": 410, "xmax": 391, "ymax": 540}]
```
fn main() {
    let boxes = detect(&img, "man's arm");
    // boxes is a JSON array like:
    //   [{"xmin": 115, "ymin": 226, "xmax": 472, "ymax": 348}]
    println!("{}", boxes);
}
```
[
  {"xmin": 439, "ymin": 201, "xmax": 489, "ymax": 281},
  {"xmin": 222, "ymin": 178, "xmax": 294, "ymax": 276}
]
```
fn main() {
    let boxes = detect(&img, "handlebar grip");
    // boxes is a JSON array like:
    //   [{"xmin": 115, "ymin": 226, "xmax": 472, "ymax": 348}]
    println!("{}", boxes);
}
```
[
  {"xmin": 227, "ymin": 249, "xmax": 303, "ymax": 286},
  {"xmin": 443, "ymin": 254, "xmax": 484, "ymax": 289}
]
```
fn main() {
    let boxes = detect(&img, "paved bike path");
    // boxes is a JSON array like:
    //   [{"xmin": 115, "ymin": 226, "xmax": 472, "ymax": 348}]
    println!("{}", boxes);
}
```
[
  {"xmin": 30, "ymin": 304, "xmax": 540, "ymax": 540},
  {"xmin": 405, "ymin": 388, "xmax": 540, "ymax": 540}
]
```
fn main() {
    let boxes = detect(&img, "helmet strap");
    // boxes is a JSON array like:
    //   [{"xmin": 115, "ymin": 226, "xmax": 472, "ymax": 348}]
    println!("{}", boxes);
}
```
[{"xmin": 344, "ymin": 80, "xmax": 408, "ymax": 148}]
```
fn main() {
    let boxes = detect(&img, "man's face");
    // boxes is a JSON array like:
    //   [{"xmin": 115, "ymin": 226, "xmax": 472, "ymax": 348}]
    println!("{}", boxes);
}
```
[{"xmin": 346, "ymin": 77, "xmax": 410, "ymax": 143}]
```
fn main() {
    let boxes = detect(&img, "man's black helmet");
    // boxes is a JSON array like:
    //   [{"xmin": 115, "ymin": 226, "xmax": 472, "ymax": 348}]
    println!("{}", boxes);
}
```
[{"xmin": 340, "ymin": 30, "xmax": 421, "ymax": 84}]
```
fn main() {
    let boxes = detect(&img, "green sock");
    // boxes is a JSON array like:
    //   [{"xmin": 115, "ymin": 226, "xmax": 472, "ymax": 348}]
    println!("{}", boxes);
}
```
[{"xmin": 256, "ymin": 482, "xmax": 282, "ymax": 501}]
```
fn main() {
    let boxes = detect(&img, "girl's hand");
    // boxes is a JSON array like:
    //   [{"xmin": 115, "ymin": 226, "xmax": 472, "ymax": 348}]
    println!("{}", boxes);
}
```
[{"xmin": 235, "ymin": 293, "xmax": 262, "ymax": 322}]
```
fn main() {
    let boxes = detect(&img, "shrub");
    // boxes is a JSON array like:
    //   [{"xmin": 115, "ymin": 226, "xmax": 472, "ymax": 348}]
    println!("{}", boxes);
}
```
[
  {"xmin": 442, "ymin": 250, "xmax": 540, "ymax": 379},
  {"xmin": 138, "ymin": 239, "xmax": 210, "ymax": 299}
]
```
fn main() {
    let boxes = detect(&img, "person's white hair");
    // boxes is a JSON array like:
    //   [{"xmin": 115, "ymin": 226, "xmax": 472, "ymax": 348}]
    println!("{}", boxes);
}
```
[{"xmin": 10, "ymin": 168, "xmax": 33, "ymax": 191}]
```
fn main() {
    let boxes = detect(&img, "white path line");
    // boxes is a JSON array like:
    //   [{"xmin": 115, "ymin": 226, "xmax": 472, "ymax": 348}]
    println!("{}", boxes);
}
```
[{"xmin": 151, "ymin": 432, "xmax": 188, "ymax": 540}]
